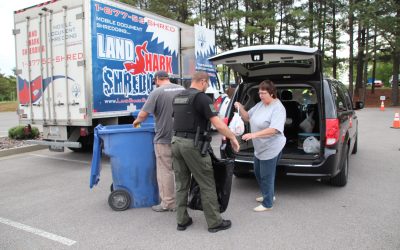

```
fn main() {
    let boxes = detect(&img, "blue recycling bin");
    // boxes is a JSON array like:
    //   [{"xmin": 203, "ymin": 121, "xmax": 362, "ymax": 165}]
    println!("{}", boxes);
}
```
[
  {"xmin": 132, "ymin": 110, "xmax": 155, "ymax": 124},
  {"xmin": 90, "ymin": 123, "xmax": 159, "ymax": 211}
]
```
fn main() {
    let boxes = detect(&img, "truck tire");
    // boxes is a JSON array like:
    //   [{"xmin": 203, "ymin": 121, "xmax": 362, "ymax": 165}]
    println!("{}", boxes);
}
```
[
  {"xmin": 108, "ymin": 190, "xmax": 131, "ymax": 211},
  {"xmin": 330, "ymin": 146, "xmax": 349, "ymax": 187}
]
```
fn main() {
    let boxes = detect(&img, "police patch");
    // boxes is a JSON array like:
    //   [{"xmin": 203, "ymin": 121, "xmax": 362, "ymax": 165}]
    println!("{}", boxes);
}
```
[{"xmin": 173, "ymin": 97, "xmax": 190, "ymax": 104}]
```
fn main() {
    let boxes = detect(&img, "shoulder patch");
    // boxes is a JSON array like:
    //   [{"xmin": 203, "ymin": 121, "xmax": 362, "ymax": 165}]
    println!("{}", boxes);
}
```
[{"xmin": 209, "ymin": 104, "xmax": 217, "ymax": 113}]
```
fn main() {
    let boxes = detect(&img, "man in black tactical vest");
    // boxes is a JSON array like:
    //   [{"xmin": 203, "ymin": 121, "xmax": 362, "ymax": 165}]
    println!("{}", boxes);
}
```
[{"xmin": 172, "ymin": 71, "xmax": 240, "ymax": 233}]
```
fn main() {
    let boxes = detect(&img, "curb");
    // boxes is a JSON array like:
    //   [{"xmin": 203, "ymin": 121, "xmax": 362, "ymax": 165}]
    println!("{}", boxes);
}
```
[{"xmin": 0, "ymin": 145, "xmax": 47, "ymax": 158}]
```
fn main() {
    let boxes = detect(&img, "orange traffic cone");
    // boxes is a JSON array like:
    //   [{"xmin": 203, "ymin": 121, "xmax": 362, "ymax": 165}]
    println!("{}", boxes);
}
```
[
  {"xmin": 380, "ymin": 101, "xmax": 385, "ymax": 111},
  {"xmin": 392, "ymin": 112, "xmax": 400, "ymax": 129}
]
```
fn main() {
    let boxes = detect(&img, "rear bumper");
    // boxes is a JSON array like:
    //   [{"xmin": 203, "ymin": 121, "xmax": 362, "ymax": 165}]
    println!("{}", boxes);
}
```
[
  {"xmin": 27, "ymin": 140, "xmax": 81, "ymax": 148},
  {"xmin": 233, "ymin": 149, "xmax": 339, "ymax": 178}
]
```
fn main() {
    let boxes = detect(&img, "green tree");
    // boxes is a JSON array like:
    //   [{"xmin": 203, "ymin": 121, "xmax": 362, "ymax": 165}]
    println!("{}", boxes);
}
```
[
  {"xmin": 117, "ymin": 0, "xmax": 400, "ymax": 106},
  {"xmin": 368, "ymin": 62, "xmax": 393, "ymax": 85},
  {"xmin": 0, "ymin": 72, "xmax": 17, "ymax": 102},
  {"xmin": 120, "ymin": 0, "xmax": 193, "ymax": 23}
]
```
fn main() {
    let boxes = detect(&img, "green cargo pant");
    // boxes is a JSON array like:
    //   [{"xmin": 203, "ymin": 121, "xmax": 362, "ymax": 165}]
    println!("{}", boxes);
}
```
[{"xmin": 171, "ymin": 136, "xmax": 222, "ymax": 228}]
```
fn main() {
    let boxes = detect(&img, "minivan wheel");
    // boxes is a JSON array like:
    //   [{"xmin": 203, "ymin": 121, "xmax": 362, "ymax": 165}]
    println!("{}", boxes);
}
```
[{"xmin": 330, "ymin": 147, "xmax": 349, "ymax": 187}]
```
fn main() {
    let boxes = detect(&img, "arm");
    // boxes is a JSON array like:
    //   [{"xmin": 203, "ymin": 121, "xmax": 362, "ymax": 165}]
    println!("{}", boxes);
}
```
[
  {"xmin": 242, "ymin": 128, "xmax": 279, "ymax": 141},
  {"xmin": 210, "ymin": 116, "xmax": 240, "ymax": 152},
  {"xmin": 241, "ymin": 105, "xmax": 285, "ymax": 141},
  {"xmin": 132, "ymin": 110, "xmax": 149, "ymax": 127},
  {"xmin": 133, "ymin": 90, "xmax": 157, "ymax": 127},
  {"xmin": 234, "ymin": 102, "xmax": 249, "ymax": 122}
]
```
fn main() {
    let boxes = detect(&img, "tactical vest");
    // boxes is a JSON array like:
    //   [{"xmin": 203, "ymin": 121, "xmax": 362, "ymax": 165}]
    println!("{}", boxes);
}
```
[{"xmin": 173, "ymin": 88, "xmax": 208, "ymax": 133}]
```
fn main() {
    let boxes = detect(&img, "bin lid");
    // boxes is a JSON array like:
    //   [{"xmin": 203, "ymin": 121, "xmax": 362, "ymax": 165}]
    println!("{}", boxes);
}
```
[
  {"xmin": 96, "ymin": 124, "xmax": 154, "ymax": 135},
  {"xmin": 132, "ymin": 111, "xmax": 155, "ymax": 124}
]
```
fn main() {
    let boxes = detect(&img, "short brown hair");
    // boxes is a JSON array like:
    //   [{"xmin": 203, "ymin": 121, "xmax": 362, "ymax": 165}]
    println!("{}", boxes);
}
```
[
  {"xmin": 192, "ymin": 71, "xmax": 209, "ymax": 83},
  {"xmin": 259, "ymin": 80, "xmax": 277, "ymax": 99}
]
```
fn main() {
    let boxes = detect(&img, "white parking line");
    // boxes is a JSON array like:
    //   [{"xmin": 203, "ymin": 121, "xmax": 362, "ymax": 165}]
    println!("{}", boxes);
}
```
[
  {"xmin": 29, "ymin": 153, "xmax": 91, "ymax": 165},
  {"xmin": 28, "ymin": 153, "xmax": 111, "ymax": 167},
  {"xmin": 0, "ymin": 217, "xmax": 76, "ymax": 246},
  {"xmin": 0, "ymin": 155, "xmax": 32, "ymax": 161}
]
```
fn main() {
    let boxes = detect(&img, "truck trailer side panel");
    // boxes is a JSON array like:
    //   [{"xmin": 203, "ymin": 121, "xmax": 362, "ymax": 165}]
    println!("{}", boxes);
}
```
[{"xmin": 90, "ymin": 0, "xmax": 180, "ymax": 115}]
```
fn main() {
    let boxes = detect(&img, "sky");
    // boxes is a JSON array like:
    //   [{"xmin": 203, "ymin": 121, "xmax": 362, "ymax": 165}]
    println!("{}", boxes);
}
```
[{"xmin": 0, "ymin": 0, "xmax": 44, "ymax": 76}]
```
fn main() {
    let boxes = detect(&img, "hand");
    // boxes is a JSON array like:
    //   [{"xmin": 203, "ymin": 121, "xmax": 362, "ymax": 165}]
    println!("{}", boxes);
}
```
[
  {"xmin": 241, "ymin": 133, "xmax": 254, "ymax": 141},
  {"xmin": 231, "ymin": 137, "xmax": 240, "ymax": 152},
  {"xmin": 234, "ymin": 102, "xmax": 243, "ymax": 111},
  {"xmin": 132, "ymin": 120, "xmax": 140, "ymax": 128}
]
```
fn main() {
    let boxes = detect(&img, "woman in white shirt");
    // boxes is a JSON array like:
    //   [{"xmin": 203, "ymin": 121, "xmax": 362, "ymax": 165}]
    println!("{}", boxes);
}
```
[{"xmin": 234, "ymin": 80, "xmax": 286, "ymax": 212}]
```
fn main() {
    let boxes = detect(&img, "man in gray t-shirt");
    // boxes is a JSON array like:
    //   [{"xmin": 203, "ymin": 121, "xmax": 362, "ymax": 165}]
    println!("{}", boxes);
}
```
[{"xmin": 133, "ymin": 70, "xmax": 184, "ymax": 212}]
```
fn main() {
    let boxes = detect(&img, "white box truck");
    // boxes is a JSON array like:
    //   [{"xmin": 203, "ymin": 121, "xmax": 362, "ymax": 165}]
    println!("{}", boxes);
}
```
[{"xmin": 14, "ymin": 0, "xmax": 222, "ymax": 151}]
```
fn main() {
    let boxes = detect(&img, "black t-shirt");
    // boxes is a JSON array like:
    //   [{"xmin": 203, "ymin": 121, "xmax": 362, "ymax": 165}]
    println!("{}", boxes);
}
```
[{"xmin": 193, "ymin": 91, "xmax": 218, "ymax": 120}]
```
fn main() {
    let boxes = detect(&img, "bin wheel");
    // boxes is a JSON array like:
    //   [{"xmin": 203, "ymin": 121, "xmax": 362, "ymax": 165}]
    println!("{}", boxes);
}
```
[
  {"xmin": 110, "ymin": 183, "xmax": 114, "ymax": 192},
  {"xmin": 108, "ymin": 190, "xmax": 131, "ymax": 211}
]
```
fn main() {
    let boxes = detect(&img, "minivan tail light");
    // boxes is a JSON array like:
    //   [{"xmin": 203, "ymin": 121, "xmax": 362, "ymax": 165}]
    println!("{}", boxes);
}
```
[
  {"xmin": 325, "ymin": 119, "xmax": 339, "ymax": 146},
  {"xmin": 214, "ymin": 96, "xmax": 223, "ymax": 111}
]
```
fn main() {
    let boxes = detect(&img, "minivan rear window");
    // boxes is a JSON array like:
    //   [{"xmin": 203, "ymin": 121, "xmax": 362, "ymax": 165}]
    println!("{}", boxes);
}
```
[{"xmin": 246, "ymin": 59, "xmax": 314, "ymax": 71}]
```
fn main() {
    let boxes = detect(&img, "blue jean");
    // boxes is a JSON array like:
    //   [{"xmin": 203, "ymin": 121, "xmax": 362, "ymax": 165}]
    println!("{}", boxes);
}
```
[{"xmin": 253, "ymin": 152, "xmax": 282, "ymax": 208}]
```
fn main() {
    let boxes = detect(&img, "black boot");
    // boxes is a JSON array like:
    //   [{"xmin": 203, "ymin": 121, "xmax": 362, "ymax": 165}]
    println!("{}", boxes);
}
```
[
  {"xmin": 208, "ymin": 220, "xmax": 232, "ymax": 233},
  {"xmin": 177, "ymin": 218, "xmax": 193, "ymax": 231}
]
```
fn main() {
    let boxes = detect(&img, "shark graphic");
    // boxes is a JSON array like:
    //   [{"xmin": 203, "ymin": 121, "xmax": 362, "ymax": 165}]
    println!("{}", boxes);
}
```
[{"xmin": 123, "ymin": 41, "xmax": 148, "ymax": 75}]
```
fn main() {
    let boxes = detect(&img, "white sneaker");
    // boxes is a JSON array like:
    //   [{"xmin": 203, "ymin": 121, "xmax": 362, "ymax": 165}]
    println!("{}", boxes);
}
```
[
  {"xmin": 253, "ymin": 204, "xmax": 273, "ymax": 212},
  {"xmin": 255, "ymin": 196, "xmax": 276, "ymax": 202}
]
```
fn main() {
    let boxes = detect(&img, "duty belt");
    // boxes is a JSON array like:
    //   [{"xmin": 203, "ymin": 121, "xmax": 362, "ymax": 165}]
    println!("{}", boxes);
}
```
[{"xmin": 174, "ymin": 131, "xmax": 198, "ymax": 140}]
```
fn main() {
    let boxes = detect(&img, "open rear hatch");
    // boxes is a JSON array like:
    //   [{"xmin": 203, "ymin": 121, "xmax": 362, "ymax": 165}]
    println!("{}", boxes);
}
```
[{"xmin": 209, "ymin": 45, "xmax": 322, "ymax": 82}]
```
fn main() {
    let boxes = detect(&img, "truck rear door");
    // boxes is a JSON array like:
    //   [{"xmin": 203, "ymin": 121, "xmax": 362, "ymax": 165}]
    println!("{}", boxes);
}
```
[{"xmin": 14, "ymin": 1, "xmax": 88, "ymax": 126}]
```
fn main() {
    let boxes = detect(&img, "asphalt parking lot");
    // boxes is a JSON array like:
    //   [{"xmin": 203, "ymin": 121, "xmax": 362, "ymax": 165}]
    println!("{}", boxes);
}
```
[{"xmin": 0, "ymin": 108, "xmax": 400, "ymax": 249}]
